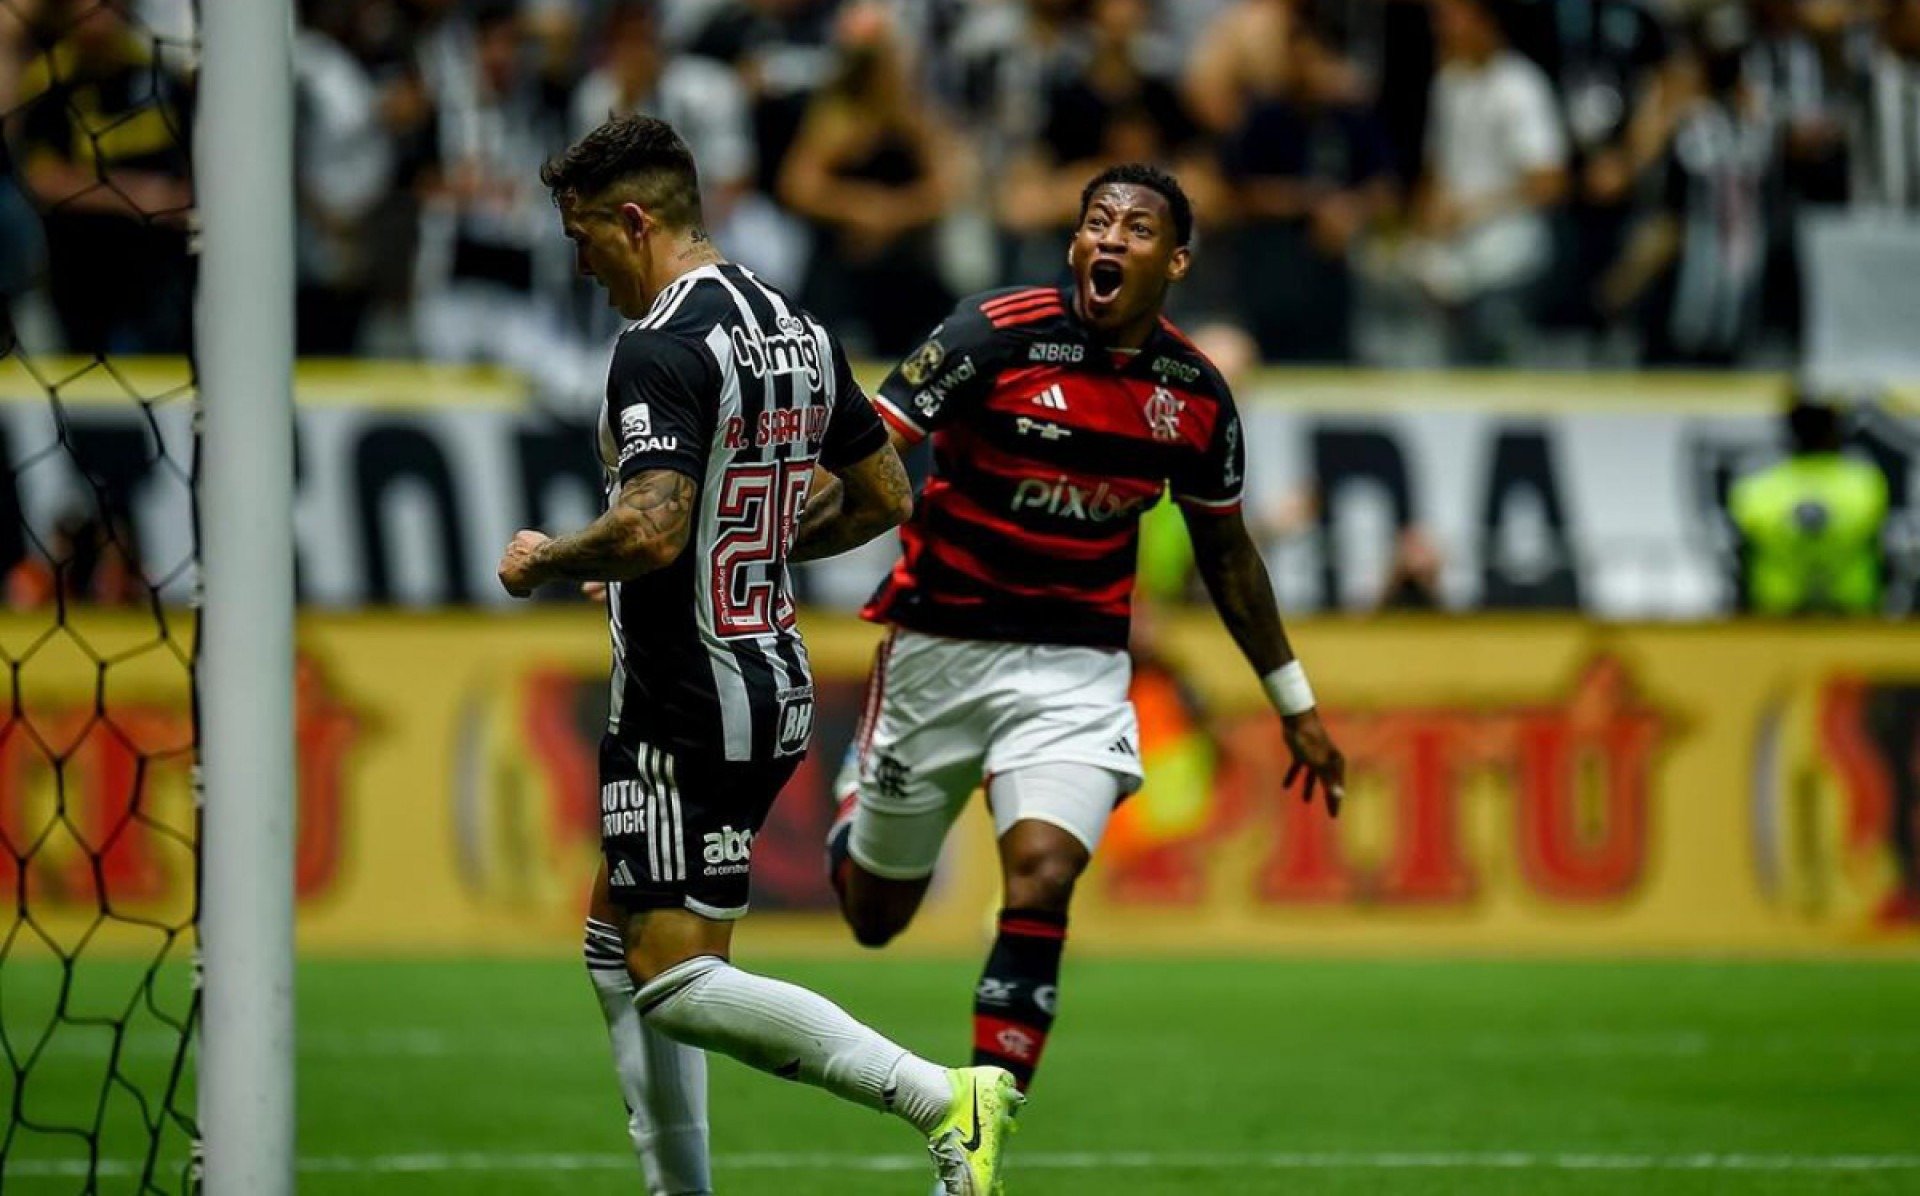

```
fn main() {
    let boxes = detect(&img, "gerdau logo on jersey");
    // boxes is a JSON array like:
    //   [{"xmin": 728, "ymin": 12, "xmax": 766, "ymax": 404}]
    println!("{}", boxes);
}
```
[
  {"xmin": 1011, "ymin": 475, "xmax": 1151, "ymax": 522},
  {"xmin": 618, "ymin": 404, "xmax": 678, "ymax": 463},
  {"xmin": 702, "ymin": 826, "xmax": 754, "ymax": 876}
]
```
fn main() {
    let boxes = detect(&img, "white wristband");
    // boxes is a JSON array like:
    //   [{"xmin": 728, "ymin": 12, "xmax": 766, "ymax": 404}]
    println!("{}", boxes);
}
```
[{"xmin": 1263, "ymin": 662, "xmax": 1315, "ymax": 716}]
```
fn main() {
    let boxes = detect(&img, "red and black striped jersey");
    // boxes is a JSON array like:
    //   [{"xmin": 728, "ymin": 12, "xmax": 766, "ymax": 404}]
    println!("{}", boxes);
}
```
[{"xmin": 864, "ymin": 284, "xmax": 1246, "ymax": 649}]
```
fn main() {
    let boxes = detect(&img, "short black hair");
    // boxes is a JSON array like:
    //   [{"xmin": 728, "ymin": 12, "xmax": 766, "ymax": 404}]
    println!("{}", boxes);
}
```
[
  {"xmin": 541, "ymin": 115, "xmax": 703, "ymax": 231},
  {"xmin": 1078, "ymin": 163, "xmax": 1194, "ymax": 247},
  {"xmin": 1787, "ymin": 397, "xmax": 1844, "ymax": 454}
]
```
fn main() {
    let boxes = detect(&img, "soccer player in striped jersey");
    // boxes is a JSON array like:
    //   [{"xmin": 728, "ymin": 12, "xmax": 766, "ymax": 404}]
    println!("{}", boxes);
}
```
[
  {"xmin": 497, "ymin": 116, "xmax": 1020, "ymax": 1196},
  {"xmin": 822, "ymin": 163, "xmax": 1348, "ymax": 1101}
]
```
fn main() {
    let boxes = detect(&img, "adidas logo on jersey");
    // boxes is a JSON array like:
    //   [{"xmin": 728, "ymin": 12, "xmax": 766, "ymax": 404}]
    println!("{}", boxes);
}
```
[
  {"xmin": 702, "ymin": 826, "xmax": 754, "ymax": 875},
  {"xmin": 1028, "ymin": 383, "xmax": 1068, "ymax": 411},
  {"xmin": 610, "ymin": 859, "xmax": 639, "ymax": 888}
]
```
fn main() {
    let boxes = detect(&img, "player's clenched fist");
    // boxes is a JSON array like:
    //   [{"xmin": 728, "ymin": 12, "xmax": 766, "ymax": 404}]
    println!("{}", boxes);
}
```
[{"xmin": 497, "ymin": 529, "xmax": 552, "ymax": 598}]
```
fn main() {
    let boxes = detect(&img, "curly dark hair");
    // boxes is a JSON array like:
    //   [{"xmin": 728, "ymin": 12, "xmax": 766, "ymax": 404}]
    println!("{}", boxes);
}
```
[
  {"xmin": 540, "ymin": 114, "xmax": 703, "ymax": 231},
  {"xmin": 1077, "ymin": 163, "xmax": 1194, "ymax": 247}
]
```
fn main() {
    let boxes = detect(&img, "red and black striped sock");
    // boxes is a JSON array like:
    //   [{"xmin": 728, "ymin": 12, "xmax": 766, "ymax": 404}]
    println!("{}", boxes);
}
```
[{"xmin": 971, "ymin": 908, "xmax": 1067, "ymax": 1092}]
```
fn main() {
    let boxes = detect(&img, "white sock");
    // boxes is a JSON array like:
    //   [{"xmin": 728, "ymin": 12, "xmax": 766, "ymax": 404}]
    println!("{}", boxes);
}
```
[
  {"xmin": 636, "ymin": 955, "xmax": 954, "ymax": 1134},
  {"xmin": 587, "ymin": 919, "xmax": 712, "ymax": 1195}
]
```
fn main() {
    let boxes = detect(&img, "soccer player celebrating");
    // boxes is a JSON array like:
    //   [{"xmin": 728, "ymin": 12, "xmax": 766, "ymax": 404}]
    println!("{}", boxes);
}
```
[
  {"xmin": 823, "ymin": 163, "xmax": 1347, "ymax": 1096},
  {"xmin": 497, "ymin": 116, "xmax": 1021, "ymax": 1196}
]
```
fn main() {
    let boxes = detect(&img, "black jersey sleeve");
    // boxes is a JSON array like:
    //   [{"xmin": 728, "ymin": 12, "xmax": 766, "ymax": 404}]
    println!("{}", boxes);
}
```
[
  {"xmin": 608, "ymin": 329, "xmax": 718, "ymax": 486},
  {"xmin": 819, "ymin": 334, "xmax": 890, "ymax": 470},
  {"xmin": 1172, "ymin": 387, "xmax": 1248, "ymax": 513},
  {"xmin": 872, "ymin": 294, "xmax": 1012, "ymax": 441}
]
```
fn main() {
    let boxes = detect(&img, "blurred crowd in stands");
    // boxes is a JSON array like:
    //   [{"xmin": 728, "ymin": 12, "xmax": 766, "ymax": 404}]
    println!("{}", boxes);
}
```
[{"xmin": 1, "ymin": 0, "xmax": 1919, "ymax": 384}]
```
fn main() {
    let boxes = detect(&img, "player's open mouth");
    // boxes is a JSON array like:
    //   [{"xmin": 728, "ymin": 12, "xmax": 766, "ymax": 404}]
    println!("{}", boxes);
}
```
[{"xmin": 1088, "ymin": 259, "xmax": 1125, "ymax": 306}]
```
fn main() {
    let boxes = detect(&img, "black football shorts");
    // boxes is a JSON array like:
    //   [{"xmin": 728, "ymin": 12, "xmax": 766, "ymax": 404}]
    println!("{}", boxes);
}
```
[{"xmin": 598, "ymin": 736, "xmax": 800, "ymax": 919}]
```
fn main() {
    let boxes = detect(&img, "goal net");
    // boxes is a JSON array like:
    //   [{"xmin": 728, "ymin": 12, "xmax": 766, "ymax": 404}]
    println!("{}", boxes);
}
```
[{"xmin": 1, "ymin": 0, "xmax": 202, "ymax": 1189}]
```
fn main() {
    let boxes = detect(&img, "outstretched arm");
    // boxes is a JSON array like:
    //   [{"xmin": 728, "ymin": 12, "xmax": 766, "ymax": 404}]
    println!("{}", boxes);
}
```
[
  {"xmin": 790, "ymin": 440, "xmax": 914, "ymax": 563},
  {"xmin": 1184, "ymin": 505, "xmax": 1347, "ymax": 815},
  {"xmin": 498, "ymin": 468, "xmax": 696, "ymax": 595}
]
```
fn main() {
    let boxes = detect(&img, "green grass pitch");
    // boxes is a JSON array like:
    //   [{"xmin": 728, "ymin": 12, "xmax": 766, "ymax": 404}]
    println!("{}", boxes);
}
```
[{"xmin": 6, "ymin": 956, "xmax": 1920, "ymax": 1194}]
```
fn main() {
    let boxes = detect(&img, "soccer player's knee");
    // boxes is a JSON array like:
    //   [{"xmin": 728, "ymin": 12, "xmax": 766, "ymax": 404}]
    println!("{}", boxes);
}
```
[{"xmin": 1002, "ymin": 846, "xmax": 1084, "ymax": 913}]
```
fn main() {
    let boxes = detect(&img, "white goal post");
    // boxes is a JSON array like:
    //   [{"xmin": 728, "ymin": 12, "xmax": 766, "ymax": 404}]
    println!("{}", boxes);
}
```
[{"xmin": 195, "ymin": 0, "xmax": 297, "ymax": 1192}]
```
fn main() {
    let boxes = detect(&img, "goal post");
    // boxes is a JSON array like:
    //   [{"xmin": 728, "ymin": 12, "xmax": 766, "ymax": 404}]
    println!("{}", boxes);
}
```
[{"xmin": 195, "ymin": 0, "xmax": 297, "ymax": 1191}]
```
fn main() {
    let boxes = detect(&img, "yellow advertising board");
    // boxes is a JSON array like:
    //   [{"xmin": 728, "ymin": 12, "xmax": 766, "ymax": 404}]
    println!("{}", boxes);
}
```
[{"xmin": 4, "ymin": 610, "xmax": 1918, "ymax": 956}]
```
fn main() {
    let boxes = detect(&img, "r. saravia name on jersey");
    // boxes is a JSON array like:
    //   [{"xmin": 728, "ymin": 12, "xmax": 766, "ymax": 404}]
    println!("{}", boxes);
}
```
[{"xmin": 722, "ymin": 405, "xmax": 832, "ymax": 451}]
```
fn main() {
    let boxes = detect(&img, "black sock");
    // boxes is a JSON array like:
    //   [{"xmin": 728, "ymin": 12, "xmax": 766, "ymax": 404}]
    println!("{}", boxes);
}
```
[{"xmin": 971, "ymin": 907, "xmax": 1067, "ymax": 1091}]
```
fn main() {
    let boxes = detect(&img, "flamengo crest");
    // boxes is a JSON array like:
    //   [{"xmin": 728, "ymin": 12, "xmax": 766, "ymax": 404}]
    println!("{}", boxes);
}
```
[{"xmin": 1146, "ymin": 386, "xmax": 1184, "ymax": 442}]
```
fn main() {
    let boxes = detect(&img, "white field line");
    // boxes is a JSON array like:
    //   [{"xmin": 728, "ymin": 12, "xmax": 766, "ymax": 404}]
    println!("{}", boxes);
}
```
[
  {"xmin": 9, "ymin": 1151, "xmax": 1920, "ymax": 1179},
  {"xmin": 33, "ymin": 1028, "xmax": 1920, "ymax": 1060}
]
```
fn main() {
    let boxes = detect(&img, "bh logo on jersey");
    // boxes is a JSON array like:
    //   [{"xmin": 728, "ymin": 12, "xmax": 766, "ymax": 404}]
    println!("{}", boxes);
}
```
[
  {"xmin": 702, "ymin": 826, "xmax": 754, "ymax": 877},
  {"xmin": 775, "ymin": 686, "xmax": 814, "ymax": 757},
  {"xmin": 1145, "ymin": 387, "xmax": 1185, "ymax": 442}
]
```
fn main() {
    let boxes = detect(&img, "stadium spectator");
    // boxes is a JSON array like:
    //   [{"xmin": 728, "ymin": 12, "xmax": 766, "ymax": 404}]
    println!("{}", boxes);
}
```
[
  {"xmin": 1539, "ymin": 0, "xmax": 1668, "ymax": 335},
  {"xmin": 1181, "ymin": 0, "xmax": 1292, "ymax": 137},
  {"xmin": 777, "ymin": 2, "xmax": 963, "ymax": 355},
  {"xmin": 1748, "ymin": 0, "xmax": 1850, "ymax": 205},
  {"xmin": 1850, "ymin": 0, "xmax": 1920, "ymax": 210},
  {"xmin": 297, "ymin": 0, "xmax": 399, "ymax": 355},
  {"xmin": 568, "ymin": 1, "xmax": 762, "ymax": 323},
  {"xmin": 668, "ymin": 0, "xmax": 841, "ymax": 290},
  {"xmin": 948, "ymin": 0, "xmax": 1087, "ymax": 177},
  {"xmin": 1729, "ymin": 396, "xmax": 1888, "ymax": 615},
  {"xmin": 1599, "ymin": 5, "xmax": 1776, "ymax": 366},
  {"xmin": 569, "ymin": 3, "xmax": 753, "ymax": 212},
  {"xmin": 412, "ymin": 2, "xmax": 596, "ymax": 397},
  {"xmin": 1223, "ymin": 17, "xmax": 1394, "ymax": 363},
  {"xmin": 1403, "ymin": 0, "xmax": 1568, "ymax": 364},
  {"xmin": 999, "ymin": 0, "xmax": 1215, "ymax": 289},
  {"xmin": 11, "ymin": 0, "xmax": 194, "ymax": 356}
]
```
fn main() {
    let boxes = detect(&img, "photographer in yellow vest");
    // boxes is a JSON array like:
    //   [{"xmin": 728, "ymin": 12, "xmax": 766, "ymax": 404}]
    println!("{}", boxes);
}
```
[{"xmin": 1730, "ymin": 398, "xmax": 1889, "ymax": 615}]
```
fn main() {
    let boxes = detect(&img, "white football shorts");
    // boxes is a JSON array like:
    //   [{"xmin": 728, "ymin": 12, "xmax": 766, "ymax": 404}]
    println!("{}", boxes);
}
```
[{"xmin": 837, "ymin": 628, "xmax": 1144, "ymax": 880}]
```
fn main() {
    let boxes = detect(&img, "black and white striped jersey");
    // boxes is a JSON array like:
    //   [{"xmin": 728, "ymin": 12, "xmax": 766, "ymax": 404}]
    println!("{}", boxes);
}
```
[{"xmin": 596, "ymin": 262, "xmax": 888, "ymax": 762}]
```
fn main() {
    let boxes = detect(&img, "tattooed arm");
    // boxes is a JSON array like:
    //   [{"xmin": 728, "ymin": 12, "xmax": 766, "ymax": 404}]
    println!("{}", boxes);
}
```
[
  {"xmin": 497, "ymin": 469, "xmax": 696, "ymax": 596},
  {"xmin": 790, "ymin": 441, "xmax": 913, "ymax": 563}
]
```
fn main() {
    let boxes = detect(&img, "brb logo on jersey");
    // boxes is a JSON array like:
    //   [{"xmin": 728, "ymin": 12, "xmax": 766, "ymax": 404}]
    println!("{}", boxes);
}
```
[
  {"xmin": 702, "ymin": 826, "xmax": 754, "ymax": 875},
  {"xmin": 1027, "ymin": 341, "xmax": 1085, "ymax": 364},
  {"xmin": 730, "ymin": 316, "xmax": 821, "ymax": 387},
  {"xmin": 1145, "ymin": 387, "xmax": 1185, "ymax": 442},
  {"xmin": 1012, "ymin": 475, "xmax": 1151, "ymax": 522}
]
